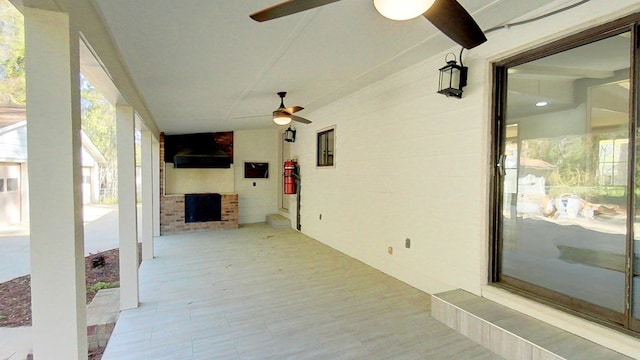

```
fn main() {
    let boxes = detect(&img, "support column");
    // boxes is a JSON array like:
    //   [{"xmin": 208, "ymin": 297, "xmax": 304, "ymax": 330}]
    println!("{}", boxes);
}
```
[
  {"xmin": 152, "ymin": 138, "xmax": 161, "ymax": 237},
  {"xmin": 116, "ymin": 105, "xmax": 139, "ymax": 310},
  {"xmin": 25, "ymin": 7, "xmax": 87, "ymax": 359},
  {"xmin": 141, "ymin": 130, "xmax": 154, "ymax": 260}
]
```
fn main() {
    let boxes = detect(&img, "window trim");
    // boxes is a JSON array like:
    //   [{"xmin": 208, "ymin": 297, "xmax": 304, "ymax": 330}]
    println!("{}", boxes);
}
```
[
  {"xmin": 316, "ymin": 125, "xmax": 336, "ymax": 168},
  {"xmin": 492, "ymin": 14, "xmax": 637, "ymax": 69}
]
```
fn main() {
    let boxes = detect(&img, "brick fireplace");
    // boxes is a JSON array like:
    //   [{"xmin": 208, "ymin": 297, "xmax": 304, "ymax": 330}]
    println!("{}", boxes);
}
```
[{"xmin": 159, "ymin": 133, "xmax": 239, "ymax": 234}]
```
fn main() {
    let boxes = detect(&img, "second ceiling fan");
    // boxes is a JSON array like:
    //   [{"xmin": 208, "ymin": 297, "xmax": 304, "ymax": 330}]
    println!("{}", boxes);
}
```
[
  {"xmin": 250, "ymin": 0, "xmax": 487, "ymax": 50},
  {"xmin": 273, "ymin": 91, "xmax": 312, "ymax": 125}
]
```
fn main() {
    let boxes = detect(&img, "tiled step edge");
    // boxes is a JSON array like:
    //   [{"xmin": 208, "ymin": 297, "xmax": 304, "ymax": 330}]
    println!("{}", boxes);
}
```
[{"xmin": 431, "ymin": 289, "xmax": 633, "ymax": 360}]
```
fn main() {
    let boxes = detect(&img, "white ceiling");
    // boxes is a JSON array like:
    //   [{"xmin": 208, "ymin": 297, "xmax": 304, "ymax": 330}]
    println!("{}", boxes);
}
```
[{"xmin": 89, "ymin": 0, "xmax": 562, "ymax": 134}]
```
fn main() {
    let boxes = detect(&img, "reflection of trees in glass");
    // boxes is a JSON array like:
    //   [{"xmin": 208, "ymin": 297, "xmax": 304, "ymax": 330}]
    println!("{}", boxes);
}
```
[
  {"xmin": 523, "ymin": 132, "xmax": 627, "ymax": 199},
  {"xmin": 0, "ymin": 0, "xmax": 24, "ymax": 106},
  {"xmin": 598, "ymin": 138, "xmax": 628, "ymax": 186}
]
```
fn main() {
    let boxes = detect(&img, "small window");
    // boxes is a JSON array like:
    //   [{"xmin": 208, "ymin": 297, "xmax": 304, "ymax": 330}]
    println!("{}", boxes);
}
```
[
  {"xmin": 6, "ymin": 178, "xmax": 18, "ymax": 191},
  {"xmin": 0, "ymin": 179, "xmax": 4, "ymax": 192},
  {"xmin": 317, "ymin": 127, "xmax": 335, "ymax": 167}
]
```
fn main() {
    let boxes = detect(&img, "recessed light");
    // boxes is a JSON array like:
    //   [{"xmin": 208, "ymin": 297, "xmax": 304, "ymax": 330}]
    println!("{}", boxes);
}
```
[{"xmin": 535, "ymin": 101, "xmax": 548, "ymax": 107}]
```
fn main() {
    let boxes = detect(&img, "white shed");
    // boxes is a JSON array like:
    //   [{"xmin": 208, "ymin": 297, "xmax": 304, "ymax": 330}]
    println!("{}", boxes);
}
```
[{"xmin": 0, "ymin": 107, "xmax": 107, "ymax": 225}]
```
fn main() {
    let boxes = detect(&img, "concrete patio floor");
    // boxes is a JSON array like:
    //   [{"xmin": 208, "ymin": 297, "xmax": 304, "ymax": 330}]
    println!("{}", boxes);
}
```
[{"xmin": 102, "ymin": 223, "xmax": 501, "ymax": 360}]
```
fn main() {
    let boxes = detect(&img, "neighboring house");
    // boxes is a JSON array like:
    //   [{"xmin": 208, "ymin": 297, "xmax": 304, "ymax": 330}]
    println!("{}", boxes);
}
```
[{"xmin": 0, "ymin": 106, "xmax": 106, "ymax": 226}]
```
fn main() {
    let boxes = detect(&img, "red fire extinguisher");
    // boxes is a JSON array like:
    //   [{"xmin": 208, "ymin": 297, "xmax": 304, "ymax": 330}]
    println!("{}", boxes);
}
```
[{"xmin": 284, "ymin": 160, "xmax": 297, "ymax": 194}]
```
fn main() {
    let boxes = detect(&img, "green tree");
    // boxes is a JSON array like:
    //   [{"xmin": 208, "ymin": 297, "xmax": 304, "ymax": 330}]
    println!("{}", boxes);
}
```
[
  {"xmin": 0, "ymin": 1, "xmax": 119, "ymax": 202},
  {"xmin": 81, "ymin": 75, "xmax": 118, "ymax": 202},
  {"xmin": 0, "ymin": 0, "xmax": 24, "ymax": 106}
]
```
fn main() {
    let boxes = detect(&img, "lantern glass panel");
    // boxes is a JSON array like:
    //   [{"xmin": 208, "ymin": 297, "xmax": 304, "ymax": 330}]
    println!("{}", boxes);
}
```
[
  {"xmin": 450, "ymin": 67, "xmax": 461, "ymax": 89},
  {"xmin": 440, "ymin": 67, "xmax": 460, "ymax": 91},
  {"xmin": 284, "ymin": 128, "xmax": 296, "ymax": 142},
  {"xmin": 438, "ymin": 61, "xmax": 466, "ymax": 98}
]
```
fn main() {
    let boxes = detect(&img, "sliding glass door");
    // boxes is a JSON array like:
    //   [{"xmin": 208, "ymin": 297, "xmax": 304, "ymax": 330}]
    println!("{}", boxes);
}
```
[
  {"xmin": 493, "ymin": 22, "xmax": 640, "ymax": 332},
  {"xmin": 634, "ymin": 129, "xmax": 640, "ymax": 330}
]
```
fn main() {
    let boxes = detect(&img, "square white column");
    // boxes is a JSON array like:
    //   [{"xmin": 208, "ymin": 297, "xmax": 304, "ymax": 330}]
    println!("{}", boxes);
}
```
[
  {"xmin": 152, "ymin": 138, "xmax": 161, "ymax": 237},
  {"xmin": 25, "ymin": 7, "xmax": 87, "ymax": 360},
  {"xmin": 141, "ymin": 129, "xmax": 154, "ymax": 260},
  {"xmin": 116, "ymin": 105, "xmax": 139, "ymax": 310}
]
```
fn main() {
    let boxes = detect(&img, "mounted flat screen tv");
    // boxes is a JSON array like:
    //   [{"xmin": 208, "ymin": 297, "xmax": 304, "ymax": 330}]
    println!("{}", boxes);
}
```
[
  {"xmin": 164, "ymin": 132, "xmax": 233, "ymax": 169},
  {"xmin": 244, "ymin": 162, "xmax": 269, "ymax": 178}
]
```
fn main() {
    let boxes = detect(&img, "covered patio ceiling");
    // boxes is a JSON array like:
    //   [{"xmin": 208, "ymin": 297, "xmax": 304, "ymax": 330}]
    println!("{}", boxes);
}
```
[{"xmin": 23, "ymin": 0, "xmax": 562, "ymax": 134}]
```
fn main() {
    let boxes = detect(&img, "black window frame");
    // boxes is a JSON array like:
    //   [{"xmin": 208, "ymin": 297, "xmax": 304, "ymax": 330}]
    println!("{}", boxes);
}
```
[{"xmin": 317, "ymin": 127, "xmax": 335, "ymax": 167}]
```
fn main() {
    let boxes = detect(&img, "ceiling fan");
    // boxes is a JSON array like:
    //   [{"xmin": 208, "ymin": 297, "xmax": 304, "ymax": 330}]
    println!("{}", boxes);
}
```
[
  {"xmin": 250, "ymin": 0, "xmax": 487, "ymax": 50},
  {"xmin": 272, "ymin": 91, "xmax": 312, "ymax": 125}
]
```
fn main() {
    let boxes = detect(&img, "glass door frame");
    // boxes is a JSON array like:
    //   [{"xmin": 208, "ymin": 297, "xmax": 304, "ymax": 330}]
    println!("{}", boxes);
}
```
[{"xmin": 489, "ymin": 15, "xmax": 640, "ymax": 334}]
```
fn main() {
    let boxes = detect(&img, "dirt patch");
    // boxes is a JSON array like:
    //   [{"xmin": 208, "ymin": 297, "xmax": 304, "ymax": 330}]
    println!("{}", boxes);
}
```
[
  {"xmin": 0, "ymin": 247, "xmax": 123, "ymax": 327},
  {"xmin": 1, "ymin": 246, "xmax": 140, "ymax": 359}
]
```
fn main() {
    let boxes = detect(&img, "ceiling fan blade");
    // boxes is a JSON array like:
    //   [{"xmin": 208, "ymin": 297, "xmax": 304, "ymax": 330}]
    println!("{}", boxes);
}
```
[
  {"xmin": 250, "ymin": 0, "xmax": 342, "ymax": 22},
  {"xmin": 286, "ymin": 106, "xmax": 304, "ymax": 114},
  {"xmin": 291, "ymin": 114, "xmax": 312, "ymax": 124},
  {"xmin": 232, "ymin": 114, "xmax": 270, "ymax": 120},
  {"xmin": 423, "ymin": 0, "xmax": 487, "ymax": 49}
]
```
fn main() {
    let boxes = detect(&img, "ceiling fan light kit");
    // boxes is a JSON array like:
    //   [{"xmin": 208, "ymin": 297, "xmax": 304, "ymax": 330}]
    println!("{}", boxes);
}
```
[
  {"xmin": 373, "ymin": 0, "xmax": 436, "ymax": 21},
  {"xmin": 273, "ymin": 111, "xmax": 292, "ymax": 125},
  {"xmin": 271, "ymin": 92, "xmax": 312, "ymax": 125}
]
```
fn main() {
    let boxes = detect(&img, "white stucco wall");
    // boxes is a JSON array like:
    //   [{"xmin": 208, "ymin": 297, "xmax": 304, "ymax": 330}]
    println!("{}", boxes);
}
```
[
  {"xmin": 291, "ymin": 0, "xmax": 640, "ymax": 298},
  {"xmin": 234, "ymin": 128, "xmax": 280, "ymax": 224}
]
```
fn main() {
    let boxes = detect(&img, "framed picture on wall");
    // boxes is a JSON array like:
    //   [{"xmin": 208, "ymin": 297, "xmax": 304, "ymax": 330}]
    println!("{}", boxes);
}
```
[{"xmin": 244, "ymin": 162, "xmax": 269, "ymax": 178}]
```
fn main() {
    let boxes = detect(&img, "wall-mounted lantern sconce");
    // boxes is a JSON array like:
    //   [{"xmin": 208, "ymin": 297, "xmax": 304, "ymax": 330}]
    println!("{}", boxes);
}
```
[
  {"xmin": 438, "ymin": 53, "xmax": 468, "ymax": 98},
  {"xmin": 284, "ymin": 126, "xmax": 296, "ymax": 143}
]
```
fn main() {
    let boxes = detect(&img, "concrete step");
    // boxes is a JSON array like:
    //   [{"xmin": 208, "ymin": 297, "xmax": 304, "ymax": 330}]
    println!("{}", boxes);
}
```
[
  {"xmin": 431, "ymin": 289, "xmax": 633, "ymax": 360},
  {"xmin": 87, "ymin": 288, "xmax": 120, "ymax": 350},
  {"xmin": 266, "ymin": 213, "xmax": 291, "ymax": 229}
]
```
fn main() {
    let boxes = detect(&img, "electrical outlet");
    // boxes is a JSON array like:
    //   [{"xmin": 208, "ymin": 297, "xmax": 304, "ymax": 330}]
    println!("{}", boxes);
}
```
[{"xmin": 405, "ymin": 238, "xmax": 411, "ymax": 248}]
